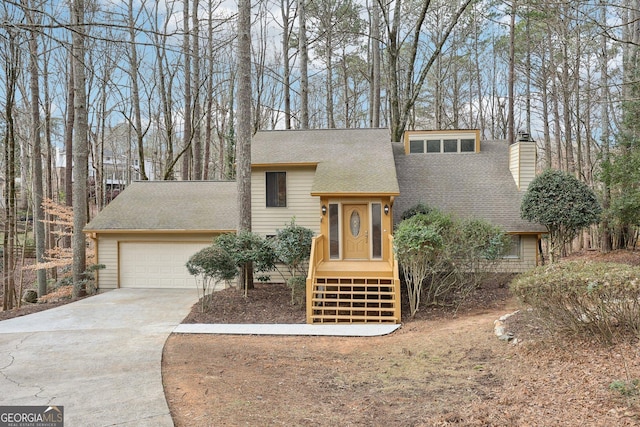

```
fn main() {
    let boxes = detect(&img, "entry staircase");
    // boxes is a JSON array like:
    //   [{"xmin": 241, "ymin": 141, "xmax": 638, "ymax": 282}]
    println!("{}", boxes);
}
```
[{"xmin": 306, "ymin": 235, "xmax": 401, "ymax": 323}]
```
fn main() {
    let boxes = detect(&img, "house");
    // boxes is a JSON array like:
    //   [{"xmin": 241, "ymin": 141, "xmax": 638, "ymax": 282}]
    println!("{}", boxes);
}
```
[
  {"xmin": 84, "ymin": 129, "xmax": 545, "ymax": 323},
  {"xmin": 55, "ymin": 147, "xmax": 155, "ymax": 199}
]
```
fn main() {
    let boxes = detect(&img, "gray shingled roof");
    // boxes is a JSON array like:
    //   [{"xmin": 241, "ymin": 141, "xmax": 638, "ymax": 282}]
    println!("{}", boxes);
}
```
[
  {"xmin": 253, "ymin": 129, "xmax": 400, "ymax": 195},
  {"xmin": 393, "ymin": 140, "xmax": 546, "ymax": 233},
  {"xmin": 84, "ymin": 181, "xmax": 238, "ymax": 231}
]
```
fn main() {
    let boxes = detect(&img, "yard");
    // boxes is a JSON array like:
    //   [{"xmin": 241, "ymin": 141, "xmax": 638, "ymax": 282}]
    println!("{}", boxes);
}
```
[
  {"xmin": 3, "ymin": 251, "xmax": 640, "ymax": 425},
  {"xmin": 162, "ymin": 251, "xmax": 640, "ymax": 426}
]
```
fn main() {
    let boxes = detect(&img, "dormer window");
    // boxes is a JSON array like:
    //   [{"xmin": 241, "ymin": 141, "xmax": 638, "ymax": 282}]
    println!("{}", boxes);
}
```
[{"xmin": 405, "ymin": 130, "xmax": 479, "ymax": 154}]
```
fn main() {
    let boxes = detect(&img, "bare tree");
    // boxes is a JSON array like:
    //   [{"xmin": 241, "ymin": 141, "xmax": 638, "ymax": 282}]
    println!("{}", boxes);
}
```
[
  {"xmin": 64, "ymin": 52, "xmax": 74, "ymax": 214},
  {"xmin": 192, "ymin": 0, "xmax": 203, "ymax": 180},
  {"xmin": 126, "ymin": 0, "xmax": 149, "ymax": 180},
  {"xmin": 182, "ymin": 0, "xmax": 192, "ymax": 180},
  {"xmin": 24, "ymin": 1, "xmax": 48, "ymax": 296},
  {"xmin": 237, "ymin": 0, "xmax": 252, "ymax": 291},
  {"xmin": 600, "ymin": 0, "xmax": 612, "ymax": 253},
  {"xmin": 280, "ymin": 0, "xmax": 296, "ymax": 129},
  {"xmin": 298, "ymin": 0, "xmax": 309, "ymax": 129},
  {"xmin": 378, "ymin": 0, "xmax": 475, "ymax": 142},
  {"xmin": 507, "ymin": 0, "xmax": 516, "ymax": 144},
  {"xmin": 2, "ymin": 26, "xmax": 20, "ymax": 310},
  {"xmin": 72, "ymin": 0, "xmax": 89, "ymax": 296},
  {"xmin": 369, "ymin": 0, "xmax": 381, "ymax": 128}
]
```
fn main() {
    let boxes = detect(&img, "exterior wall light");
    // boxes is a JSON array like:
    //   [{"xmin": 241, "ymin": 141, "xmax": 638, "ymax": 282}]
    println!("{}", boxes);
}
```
[
  {"xmin": 384, "ymin": 204, "xmax": 390, "ymax": 215},
  {"xmin": 321, "ymin": 205, "xmax": 327, "ymax": 215}
]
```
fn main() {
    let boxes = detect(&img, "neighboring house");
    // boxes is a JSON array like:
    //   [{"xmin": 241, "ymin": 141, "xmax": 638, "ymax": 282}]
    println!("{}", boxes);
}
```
[
  {"xmin": 55, "ymin": 147, "xmax": 155, "ymax": 196},
  {"xmin": 84, "ymin": 129, "xmax": 545, "ymax": 324}
]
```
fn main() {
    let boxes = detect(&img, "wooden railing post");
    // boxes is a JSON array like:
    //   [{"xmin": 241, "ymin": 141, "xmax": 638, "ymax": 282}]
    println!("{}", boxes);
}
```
[
  {"xmin": 306, "ymin": 234, "xmax": 324, "ymax": 324},
  {"xmin": 388, "ymin": 234, "xmax": 402, "ymax": 322}
]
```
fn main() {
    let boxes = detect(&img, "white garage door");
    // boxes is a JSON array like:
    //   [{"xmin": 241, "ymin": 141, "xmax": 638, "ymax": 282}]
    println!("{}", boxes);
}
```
[{"xmin": 119, "ymin": 242, "xmax": 210, "ymax": 288}]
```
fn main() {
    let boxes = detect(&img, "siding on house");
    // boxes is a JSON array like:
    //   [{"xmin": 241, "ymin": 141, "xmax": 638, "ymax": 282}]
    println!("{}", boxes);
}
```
[
  {"xmin": 495, "ymin": 234, "xmax": 539, "ymax": 273},
  {"xmin": 251, "ymin": 166, "xmax": 321, "ymax": 237},
  {"xmin": 97, "ymin": 237, "xmax": 118, "ymax": 288},
  {"xmin": 509, "ymin": 141, "xmax": 537, "ymax": 192}
]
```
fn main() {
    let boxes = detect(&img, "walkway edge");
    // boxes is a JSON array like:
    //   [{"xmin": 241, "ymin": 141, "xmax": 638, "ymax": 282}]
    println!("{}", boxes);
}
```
[{"xmin": 174, "ymin": 323, "xmax": 402, "ymax": 337}]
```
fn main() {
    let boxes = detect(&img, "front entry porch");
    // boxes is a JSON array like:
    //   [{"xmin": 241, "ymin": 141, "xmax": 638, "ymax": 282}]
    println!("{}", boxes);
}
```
[
  {"xmin": 305, "ymin": 197, "xmax": 401, "ymax": 324},
  {"xmin": 306, "ymin": 235, "xmax": 401, "ymax": 323}
]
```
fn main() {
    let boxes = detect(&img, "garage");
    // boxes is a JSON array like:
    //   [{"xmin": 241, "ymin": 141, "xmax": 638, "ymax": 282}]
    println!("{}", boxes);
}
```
[
  {"xmin": 119, "ymin": 242, "xmax": 210, "ymax": 288},
  {"xmin": 84, "ymin": 181, "xmax": 238, "ymax": 290}
]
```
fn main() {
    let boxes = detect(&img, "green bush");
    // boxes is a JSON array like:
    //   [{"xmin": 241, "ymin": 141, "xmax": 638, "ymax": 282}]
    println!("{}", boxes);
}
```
[
  {"xmin": 186, "ymin": 245, "xmax": 237, "ymax": 311},
  {"xmin": 521, "ymin": 169, "xmax": 601, "ymax": 262},
  {"xmin": 186, "ymin": 231, "xmax": 278, "ymax": 305},
  {"xmin": 394, "ymin": 210, "xmax": 509, "ymax": 316},
  {"xmin": 394, "ymin": 213, "xmax": 445, "ymax": 317},
  {"xmin": 215, "ymin": 231, "xmax": 278, "ymax": 295},
  {"xmin": 274, "ymin": 219, "xmax": 314, "ymax": 305},
  {"xmin": 400, "ymin": 202, "xmax": 432, "ymax": 221},
  {"xmin": 511, "ymin": 261, "xmax": 640, "ymax": 344}
]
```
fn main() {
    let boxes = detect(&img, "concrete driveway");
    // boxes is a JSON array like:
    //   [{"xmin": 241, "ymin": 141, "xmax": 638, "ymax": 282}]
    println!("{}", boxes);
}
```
[{"xmin": 0, "ymin": 288, "xmax": 197, "ymax": 427}]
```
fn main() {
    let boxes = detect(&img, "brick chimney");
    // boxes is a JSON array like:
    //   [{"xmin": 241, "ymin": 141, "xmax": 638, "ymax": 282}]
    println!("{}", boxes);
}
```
[{"xmin": 509, "ymin": 132, "xmax": 537, "ymax": 191}]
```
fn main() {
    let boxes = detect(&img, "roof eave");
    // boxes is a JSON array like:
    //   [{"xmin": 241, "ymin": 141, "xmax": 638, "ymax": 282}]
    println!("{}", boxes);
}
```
[
  {"xmin": 310, "ymin": 191, "xmax": 400, "ymax": 197},
  {"xmin": 83, "ymin": 228, "xmax": 237, "ymax": 234},
  {"xmin": 252, "ymin": 162, "xmax": 318, "ymax": 168}
]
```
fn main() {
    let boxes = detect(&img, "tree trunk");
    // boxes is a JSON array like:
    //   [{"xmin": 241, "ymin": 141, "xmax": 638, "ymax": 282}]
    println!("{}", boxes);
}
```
[
  {"xmin": 281, "ymin": 0, "xmax": 293, "ymax": 129},
  {"xmin": 128, "ymin": 0, "xmax": 148, "ymax": 181},
  {"xmin": 153, "ymin": 11, "xmax": 176, "ymax": 180},
  {"xmin": 72, "ymin": 0, "xmax": 89, "ymax": 297},
  {"xmin": 370, "ymin": 0, "xmax": 381, "ymax": 128},
  {"xmin": 237, "ymin": 0, "xmax": 253, "ymax": 290},
  {"xmin": 325, "ymin": 44, "xmax": 335, "ymax": 128},
  {"xmin": 298, "ymin": 0, "xmax": 309, "ymax": 129},
  {"xmin": 182, "ymin": 0, "xmax": 192, "ymax": 180},
  {"xmin": 507, "ymin": 0, "xmax": 516, "ymax": 144},
  {"xmin": 600, "ymin": 0, "xmax": 612, "ymax": 253},
  {"xmin": 192, "ymin": 0, "xmax": 202, "ymax": 180},
  {"xmin": 43, "ymin": 48, "xmax": 56, "ymax": 281},
  {"xmin": 204, "ymin": 0, "xmax": 215, "ymax": 179},
  {"xmin": 3, "ymin": 31, "xmax": 18, "ymax": 310},
  {"xmin": 26, "ymin": 5, "xmax": 47, "ymax": 297},
  {"xmin": 65, "ymin": 53, "xmax": 74, "ymax": 216}
]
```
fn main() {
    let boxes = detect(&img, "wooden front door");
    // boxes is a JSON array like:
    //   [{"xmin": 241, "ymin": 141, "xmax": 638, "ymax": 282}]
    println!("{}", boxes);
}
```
[{"xmin": 343, "ymin": 204, "xmax": 369, "ymax": 259}]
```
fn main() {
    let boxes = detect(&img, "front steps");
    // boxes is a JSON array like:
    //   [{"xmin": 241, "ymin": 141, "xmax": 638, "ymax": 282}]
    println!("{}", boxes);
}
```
[{"xmin": 308, "ymin": 276, "xmax": 400, "ymax": 323}]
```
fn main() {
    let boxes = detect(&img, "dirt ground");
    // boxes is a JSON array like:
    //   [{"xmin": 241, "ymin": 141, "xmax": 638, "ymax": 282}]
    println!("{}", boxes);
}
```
[
  {"xmin": 4, "ymin": 252, "xmax": 640, "ymax": 425},
  {"xmin": 163, "ymin": 251, "xmax": 640, "ymax": 426}
]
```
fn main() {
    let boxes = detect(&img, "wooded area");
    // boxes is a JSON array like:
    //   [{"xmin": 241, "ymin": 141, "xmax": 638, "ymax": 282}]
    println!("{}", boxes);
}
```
[{"xmin": 1, "ymin": 0, "xmax": 639, "ymax": 308}]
